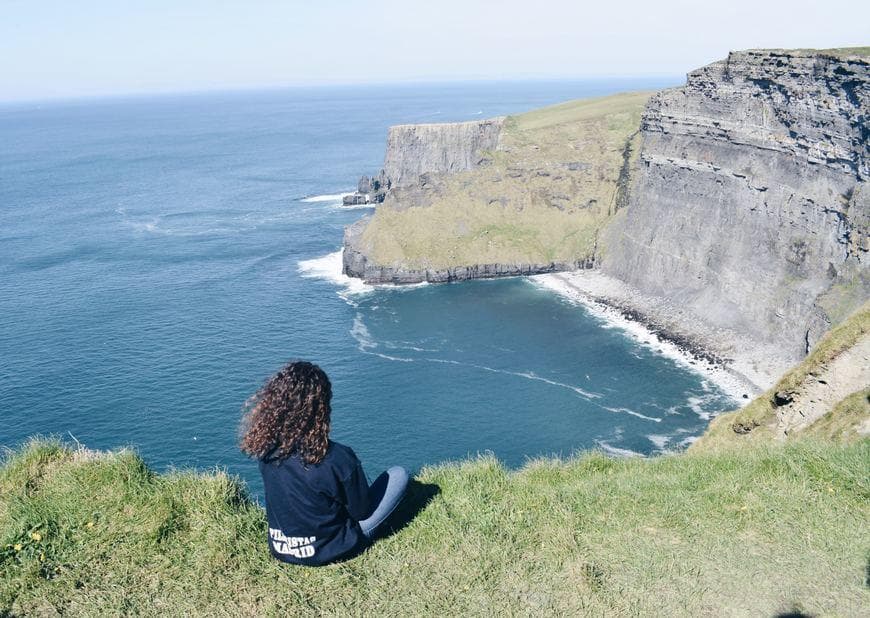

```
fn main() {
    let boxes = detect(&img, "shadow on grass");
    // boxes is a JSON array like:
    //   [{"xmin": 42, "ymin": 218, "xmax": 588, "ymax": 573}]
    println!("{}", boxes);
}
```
[
  {"xmin": 331, "ymin": 479, "xmax": 441, "ymax": 564},
  {"xmin": 377, "ymin": 479, "xmax": 441, "ymax": 540},
  {"xmin": 334, "ymin": 479, "xmax": 441, "ymax": 564}
]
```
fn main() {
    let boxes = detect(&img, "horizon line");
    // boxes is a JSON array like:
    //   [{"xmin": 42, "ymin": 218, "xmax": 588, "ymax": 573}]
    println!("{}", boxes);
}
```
[{"xmin": 0, "ymin": 73, "xmax": 685, "ymax": 107}]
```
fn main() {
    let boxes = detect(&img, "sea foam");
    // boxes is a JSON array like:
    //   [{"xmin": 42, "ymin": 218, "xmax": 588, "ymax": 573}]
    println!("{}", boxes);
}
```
[
  {"xmin": 297, "ymin": 250, "xmax": 371, "ymax": 296},
  {"xmin": 300, "ymin": 192, "xmax": 354, "ymax": 203},
  {"xmin": 529, "ymin": 274, "xmax": 746, "ymax": 403}
]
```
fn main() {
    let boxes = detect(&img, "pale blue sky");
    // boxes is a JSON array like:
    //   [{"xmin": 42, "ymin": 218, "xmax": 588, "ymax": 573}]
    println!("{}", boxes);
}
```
[{"xmin": 1, "ymin": 0, "xmax": 867, "ymax": 101}]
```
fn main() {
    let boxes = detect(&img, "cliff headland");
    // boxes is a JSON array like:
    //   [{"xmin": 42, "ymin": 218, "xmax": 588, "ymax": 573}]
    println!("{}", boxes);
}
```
[
  {"xmin": 343, "ymin": 92, "xmax": 649, "ymax": 283},
  {"xmin": 343, "ymin": 48, "xmax": 870, "ymax": 391}
]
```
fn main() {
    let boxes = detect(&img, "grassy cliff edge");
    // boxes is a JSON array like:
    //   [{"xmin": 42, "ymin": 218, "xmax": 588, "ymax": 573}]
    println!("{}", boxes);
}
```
[
  {"xmin": 696, "ymin": 302, "xmax": 870, "ymax": 449},
  {"xmin": 2, "ymin": 437, "xmax": 867, "ymax": 615}
]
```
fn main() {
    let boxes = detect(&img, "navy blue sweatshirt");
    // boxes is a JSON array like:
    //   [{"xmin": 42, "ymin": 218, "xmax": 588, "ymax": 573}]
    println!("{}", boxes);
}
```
[{"xmin": 259, "ymin": 440, "xmax": 371, "ymax": 566}]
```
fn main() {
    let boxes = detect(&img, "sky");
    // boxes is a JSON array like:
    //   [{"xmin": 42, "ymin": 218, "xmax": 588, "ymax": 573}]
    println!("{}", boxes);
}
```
[{"xmin": 1, "ymin": 0, "xmax": 868, "ymax": 102}]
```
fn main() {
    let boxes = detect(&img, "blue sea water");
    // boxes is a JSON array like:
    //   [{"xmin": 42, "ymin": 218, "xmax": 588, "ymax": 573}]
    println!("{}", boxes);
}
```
[{"xmin": 0, "ymin": 78, "xmax": 736, "ymax": 497}]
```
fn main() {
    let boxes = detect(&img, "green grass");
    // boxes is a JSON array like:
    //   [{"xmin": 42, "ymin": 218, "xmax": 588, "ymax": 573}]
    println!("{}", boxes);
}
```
[
  {"xmin": 803, "ymin": 389, "xmax": 870, "ymax": 442},
  {"xmin": 778, "ymin": 46, "xmax": 870, "ymax": 59},
  {"xmin": 697, "ymin": 302, "xmax": 870, "ymax": 448},
  {"xmin": 359, "ymin": 92, "xmax": 650, "ymax": 270},
  {"xmin": 509, "ymin": 91, "xmax": 651, "ymax": 132},
  {"xmin": 2, "ymin": 438, "xmax": 868, "ymax": 616},
  {"xmin": 739, "ymin": 47, "xmax": 870, "ymax": 59}
]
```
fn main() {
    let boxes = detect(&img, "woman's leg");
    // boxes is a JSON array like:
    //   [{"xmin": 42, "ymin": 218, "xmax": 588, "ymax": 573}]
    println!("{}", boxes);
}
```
[{"xmin": 358, "ymin": 466, "xmax": 409, "ymax": 539}]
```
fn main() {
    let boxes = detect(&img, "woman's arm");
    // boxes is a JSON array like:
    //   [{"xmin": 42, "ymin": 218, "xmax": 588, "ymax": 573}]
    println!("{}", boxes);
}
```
[{"xmin": 338, "ymin": 462, "xmax": 372, "ymax": 521}]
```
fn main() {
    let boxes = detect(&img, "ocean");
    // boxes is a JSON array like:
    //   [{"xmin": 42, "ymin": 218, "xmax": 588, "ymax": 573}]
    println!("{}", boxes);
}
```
[{"xmin": 0, "ymin": 78, "xmax": 738, "ymax": 497}]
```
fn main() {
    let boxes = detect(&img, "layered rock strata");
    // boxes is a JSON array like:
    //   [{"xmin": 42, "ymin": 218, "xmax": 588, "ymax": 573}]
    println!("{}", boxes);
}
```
[
  {"xmin": 381, "ymin": 118, "xmax": 505, "ymax": 187},
  {"xmin": 600, "ymin": 49, "xmax": 869, "ymax": 361}
]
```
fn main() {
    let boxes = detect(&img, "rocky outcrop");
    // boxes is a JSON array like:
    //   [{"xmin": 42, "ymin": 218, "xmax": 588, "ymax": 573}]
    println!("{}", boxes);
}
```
[
  {"xmin": 343, "ymin": 172, "xmax": 391, "ymax": 206},
  {"xmin": 382, "ymin": 118, "xmax": 505, "ymax": 188},
  {"xmin": 773, "ymin": 333, "xmax": 870, "ymax": 437},
  {"xmin": 600, "ymin": 49, "xmax": 869, "ymax": 362},
  {"xmin": 341, "ymin": 118, "xmax": 505, "ymax": 206},
  {"xmin": 693, "ymin": 301, "xmax": 870, "ymax": 445}
]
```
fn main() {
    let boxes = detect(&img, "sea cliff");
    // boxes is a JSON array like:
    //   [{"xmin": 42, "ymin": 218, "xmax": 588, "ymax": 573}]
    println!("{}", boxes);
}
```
[
  {"xmin": 382, "ymin": 118, "xmax": 505, "ymax": 189},
  {"xmin": 601, "ymin": 49, "xmax": 869, "ymax": 362},
  {"xmin": 342, "ymin": 48, "xmax": 869, "ymax": 383}
]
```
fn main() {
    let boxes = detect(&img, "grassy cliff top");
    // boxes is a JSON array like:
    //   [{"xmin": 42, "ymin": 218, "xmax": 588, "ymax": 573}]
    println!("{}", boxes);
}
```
[
  {"xmin": 742, "ymin": 46, "xmax": 870, "ymax": 59},
  {"xmin": 814, "ymin": 46, "xmax": 870, "ymax": 58},
  {"xmin": 357, "ymin": 92, "xmax": 650, "ymax": 270},
  {"xmin": 2, "ymin": 438, "xmax": 868, "ymax": 615}
]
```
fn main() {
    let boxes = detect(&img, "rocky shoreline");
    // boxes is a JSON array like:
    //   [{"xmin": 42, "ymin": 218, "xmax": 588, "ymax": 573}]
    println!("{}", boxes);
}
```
[{"xmin": 533, "ymin": 270, "xmax": 793, "ymax": 395}]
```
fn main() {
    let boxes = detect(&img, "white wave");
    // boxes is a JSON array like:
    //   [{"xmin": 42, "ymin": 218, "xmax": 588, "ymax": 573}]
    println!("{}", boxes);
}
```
[
  {"xmin": 300, "ymin": 192, "xmax": 354, "ymax": 203},
  {"xmin": 350, "ymin": 314, "xmax": 376, "ymax": 350},
  {"xmin": 686, "ymin": 395, "xmax": 714, "ymax": 420},
  {"xmin": 381, "ymin": 280, "xmax": 431, "ymax": 291},
  {"xmin": 384, "ymin": 342, "xmax": 440, "ymax": 353},
  {"xmin": 350, "ymin": 314, "xmax": 415, "ymax": 361},
  {"xmin": 678, "ymin": 435, "xmax": 699, "ymax": 447},
  {"xmin": 602, "ymin": 406, "xmax": 662, "ymax": 423},
  {"xmin": 515, "ymin": 371, "xmax": 601, "ymax": 400},
  {"xmin": 646, "ymin": 434, "xmax": 670, "ymax": 449},
  {"xmin": 529, "ymin": 274, "xmax": 747, "ymax": 402},
  {"xmin": 373, "ymin": 352, "xmax": 415, "ymax": 362},
  {"xmin": 425, "ymin": 359, "xmax": 602, "ymax": 401},
  {"xmin": 596, "ymin": 441, "xmax": 643, "ymax": 458},
  {"xmin": 335, "ymin": 202, "xmax": 376, "ymax": 210},
  {"xmin": 297, "ymin": 250, "xmax": 371, "ymax": 296},
  {"xmin": 298, "ymin": 251, "xmax": 434, "ymax": 301},
  {"xmin": 132, "ymin": 219, "xmax": 161, "ymax": 233},
  {"xmin": 347, "ymin": 324, "xmax": 604, "ymax": 402}
]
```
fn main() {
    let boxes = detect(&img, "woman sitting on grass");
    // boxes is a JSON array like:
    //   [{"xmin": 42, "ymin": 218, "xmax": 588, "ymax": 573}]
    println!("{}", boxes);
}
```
[{"xmin": 240, "ymin": 360, "xmax": 408, "ymax": 566}]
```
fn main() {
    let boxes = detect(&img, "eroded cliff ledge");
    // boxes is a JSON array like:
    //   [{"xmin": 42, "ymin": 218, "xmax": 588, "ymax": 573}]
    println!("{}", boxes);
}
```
[{"xmin": 600, "ymin": 48, "xmax": 869, "ymax": 362}]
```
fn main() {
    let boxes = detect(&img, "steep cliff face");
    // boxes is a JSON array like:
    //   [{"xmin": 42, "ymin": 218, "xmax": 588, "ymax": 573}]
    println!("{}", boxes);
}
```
[
  {"xmin": 381, "ymin": 118, "xmax": 504, "ymax": 188},
  {"xmin": 600, "ymin": 49, "xmax": 869, "ymax": 361}
]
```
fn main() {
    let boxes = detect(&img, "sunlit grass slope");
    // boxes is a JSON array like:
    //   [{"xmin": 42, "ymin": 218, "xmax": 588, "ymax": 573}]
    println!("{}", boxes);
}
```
[
  {"xmin": 697, "ymin": 302, "xmax": 870, "ymax": 449},
  {"xmin": 359, "ymin": 92, "xmax": 649, "ymax": 270},
  {"xmin": 2, "ymin": 439, "xmax": 867, "ymax": 616}
]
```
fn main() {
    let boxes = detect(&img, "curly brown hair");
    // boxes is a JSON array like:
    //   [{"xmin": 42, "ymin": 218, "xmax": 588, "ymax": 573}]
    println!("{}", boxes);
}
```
[{"xmin": 239, "ymin": 361, "xmax": 332, "ymax": 464}]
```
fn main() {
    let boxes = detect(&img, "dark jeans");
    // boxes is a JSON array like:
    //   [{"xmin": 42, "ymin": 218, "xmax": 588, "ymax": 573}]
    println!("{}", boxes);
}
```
[{"xmin": 359, "ymin": 466, "xmax": 409, "ymax": 539}]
